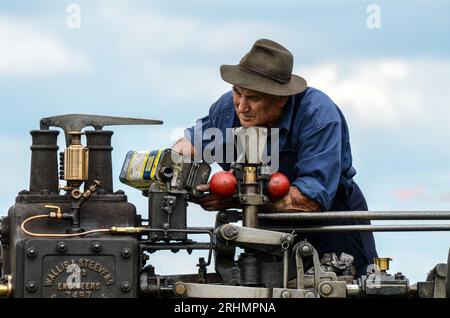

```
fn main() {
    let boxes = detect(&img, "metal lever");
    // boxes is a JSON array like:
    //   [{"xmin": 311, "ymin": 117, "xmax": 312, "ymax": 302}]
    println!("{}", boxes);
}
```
[{"xmin": 40, "ymin": 113, "xmax": 163, "ymax": 146}]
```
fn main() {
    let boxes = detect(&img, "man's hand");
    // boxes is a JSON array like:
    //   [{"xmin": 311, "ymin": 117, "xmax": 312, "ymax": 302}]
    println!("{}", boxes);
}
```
[
  {"xmin": 263, "ymin": 186, "xmax": 322, "ymax": 212},
  {"xmin": 172, "ymin": 137, "xmax": 195, "ymax": 157},
  {"xmin": 172, "ymin": 139, "xmax": 239, "ymax": 211},
  {"xmin": 192, "ymin": 183, "xmax": 240, "ymax": 211}
]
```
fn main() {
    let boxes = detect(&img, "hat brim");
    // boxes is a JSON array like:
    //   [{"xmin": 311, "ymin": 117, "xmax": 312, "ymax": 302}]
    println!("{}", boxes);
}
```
[{"xmin": 220, "ymin": 64, "xmax": 307, "ymax": 96}]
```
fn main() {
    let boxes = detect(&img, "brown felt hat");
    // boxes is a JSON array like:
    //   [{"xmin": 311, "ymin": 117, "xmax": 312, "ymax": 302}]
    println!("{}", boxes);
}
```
[{"xmin": 220, "ymin": 39, "xmax": 307, "ymax": 96}]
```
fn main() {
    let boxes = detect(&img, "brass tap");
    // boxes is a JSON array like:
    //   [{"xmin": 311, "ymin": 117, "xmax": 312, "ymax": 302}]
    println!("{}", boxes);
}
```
[{"xmin": 45, "ymin": 205, "xmax": 63, "ymax": 220}]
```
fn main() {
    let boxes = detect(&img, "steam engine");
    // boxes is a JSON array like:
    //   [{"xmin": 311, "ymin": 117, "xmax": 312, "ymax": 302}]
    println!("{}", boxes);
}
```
[{"xmin": 0, "ymin": 114, "xmax": 449, "ymax": 298}]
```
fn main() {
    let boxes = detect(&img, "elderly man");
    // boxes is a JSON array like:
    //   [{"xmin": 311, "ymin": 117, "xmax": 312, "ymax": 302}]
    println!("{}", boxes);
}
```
[{"xmin": 173, "ymin": 39, "xmax": 377, "ymax": 276}]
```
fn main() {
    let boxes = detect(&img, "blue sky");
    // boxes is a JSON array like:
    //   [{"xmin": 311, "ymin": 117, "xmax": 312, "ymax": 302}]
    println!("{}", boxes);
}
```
[{"xmin": 1, "ymin": 0, "xmax": 450, "ymax": 284}]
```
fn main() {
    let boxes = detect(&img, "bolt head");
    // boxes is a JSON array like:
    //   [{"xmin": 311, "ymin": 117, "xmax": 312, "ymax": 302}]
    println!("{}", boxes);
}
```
[
  {"xmin": 223, "ymin": 225, "xmax": 237, "ymax": 239},
  {"xmin": 281, "ymin": 291, "xmax": 291, "ymax": 298},
  {"xmin": 300, "ymin": 244, "xmax": 312, "ymax": 255},
  {"xmin": 305, "ymin": 291, "xmax": 316, "ymax": 298},
  {"xmin": 174, "ymin": 283, "xmax": 186, "ymax": 295},
  {"xmin": 436, "ymin": 264, "xmax": 447, "ymax": 278},
  {"xmin": 320, "ymin": 283, "xmax": 332, "ymax": 295}
]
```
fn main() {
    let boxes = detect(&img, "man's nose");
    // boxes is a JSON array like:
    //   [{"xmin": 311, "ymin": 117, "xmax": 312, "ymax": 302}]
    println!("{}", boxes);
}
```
[{"xmin": 237, "ymin": 96, "xmax": 249, "ymax": 112}]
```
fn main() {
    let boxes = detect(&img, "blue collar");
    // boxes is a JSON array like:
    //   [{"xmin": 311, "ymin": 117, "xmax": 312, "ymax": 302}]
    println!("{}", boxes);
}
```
[{"xmin": 274, "ymin": 95, "xmax": 296, "ymax": 133}]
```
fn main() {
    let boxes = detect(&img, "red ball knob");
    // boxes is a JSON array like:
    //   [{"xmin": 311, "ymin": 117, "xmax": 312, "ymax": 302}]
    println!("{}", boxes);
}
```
[
  {"xmin": 267, "ymin": 172, "xmax": 290, "ymax": 199},
  {"xmin": 209, "ymin": 171, "xmax": 237, "ymax": 197}
]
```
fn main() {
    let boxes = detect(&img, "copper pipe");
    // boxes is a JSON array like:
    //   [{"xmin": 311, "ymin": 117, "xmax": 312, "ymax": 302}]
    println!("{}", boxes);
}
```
[{"xmin": 21, "ymin": 214, "xmax": 110, "ymax": 238}]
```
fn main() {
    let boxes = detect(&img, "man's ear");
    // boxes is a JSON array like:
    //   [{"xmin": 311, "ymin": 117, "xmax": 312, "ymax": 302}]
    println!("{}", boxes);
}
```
[{"xmin": 278, "ymin": 96, "xmax": 289, "ymax": 108}]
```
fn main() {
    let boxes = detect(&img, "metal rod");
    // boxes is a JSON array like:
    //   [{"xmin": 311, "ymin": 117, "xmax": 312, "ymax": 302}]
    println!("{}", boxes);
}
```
[
  {"xmin": 141, "ymin": 227, "xmax": 215, "ymax": 233},
  {"xmin": 244, "ymin": 205, "xmax": 259, "ymax": 228},
  {"xmin": 263, "ymin": 224, "xmax": 450, "ymax": 232},
  {"xmin": 259, "ymin": 211, "xmax": 450, "ymax": 221},
  {"xmin": 283, "ymin": 249, "xmax": 289, "ymax": 289},
  {"xmin": 141, "ymin": 243, "xmax": 212, "ymax": 250}
]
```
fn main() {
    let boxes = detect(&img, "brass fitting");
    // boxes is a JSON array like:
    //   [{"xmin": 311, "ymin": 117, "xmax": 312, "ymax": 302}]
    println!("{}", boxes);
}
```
[
  {"xmin": 243, "ymin": 166, "xmax": 257, "ymax": 183},
  {"xmin": 59, "ymin": 185, "xmax": 72, "ymax": 192},
  {"xmin": 373, "ymin": 257, "xmax": 392, "ymax": 272},
  {"xmin": 83, "ymin": 180, "xmax": 102, "ymax": 199},
  {"xmin": 0, "ymin": 275, "xmax": 13, "ymax": 297},
  {"xmin": 71, "ymin": 189, "xmax": 82, "ymax": 199},
  {"xmin": 45, "ymin": 205, "xmax": 63, "ymax": 220},
  {"xmin": 111, "ymin": 227, "xmax": 147, "ymax": 234}
]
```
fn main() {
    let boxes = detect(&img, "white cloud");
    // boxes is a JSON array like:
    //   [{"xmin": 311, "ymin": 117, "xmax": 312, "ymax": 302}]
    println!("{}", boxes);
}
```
[
  {"xmin": 300, "ymin": 59, "xmax": 450, "ymax": 130},
  {"xmin": 97, "ymin": 0, "xmax": 450, "ymax": 122},
  {"xmin": 138, "ymin": 60, "xmax": 229, "ymax": 100},
  {"xmin": 0, "ymin": 16, "xmax": 91, "ymax": 75},
  {"xmin": 97, "ymin": 1, "xmax": 276, "ymax": 100},
  {"xmin": 0, "ymin": 136, "xmax": 29, "ymax": 215},
  {"xmin": 99, "ymin": 1, "xmax": 271, "ymax": 56}
]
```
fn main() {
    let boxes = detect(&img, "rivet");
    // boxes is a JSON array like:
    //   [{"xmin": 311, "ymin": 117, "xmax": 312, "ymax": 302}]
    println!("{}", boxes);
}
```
[
  {"xmin": 121, "ymin": 282, "xmax": 131, "ymax": 292},
  {"xmin": 91, "ymin": 241, "xmax": 102, "ymax": 253},
  {"xmin": 27, "ymin": 247, "xmax": 37, "ymax": 258},
  {"xmin": 57, "ymin": 241, "xmax": 67, "ymax": 252},
  {"xmin": 27, "ymin": 281, "xmax": 37, "ymax": 292},
  {"xmin": 122, "ymin": 248, "xmax": 131, "ymax": 258}
]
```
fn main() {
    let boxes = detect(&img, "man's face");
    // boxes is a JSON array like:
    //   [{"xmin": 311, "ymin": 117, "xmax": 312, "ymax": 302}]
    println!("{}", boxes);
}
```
[{"xmin": 232, "ymin": 86, "xmax": 287, "ymax": 127}]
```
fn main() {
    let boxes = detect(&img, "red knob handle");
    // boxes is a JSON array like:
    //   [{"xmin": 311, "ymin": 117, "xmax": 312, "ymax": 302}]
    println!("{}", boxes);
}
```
[
  {"xmin": 267, "ymin": 172, "xmax": 290, "ymax": 199},
  {"xmin": 209, "ymin": 171, "xmax": 237, "ymax": 197}
]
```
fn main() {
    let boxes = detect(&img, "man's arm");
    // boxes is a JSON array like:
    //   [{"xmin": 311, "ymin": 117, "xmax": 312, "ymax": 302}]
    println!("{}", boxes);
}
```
[{"xmin": 171, "ymin": 138, "xmax": 322, "ymax": 212}]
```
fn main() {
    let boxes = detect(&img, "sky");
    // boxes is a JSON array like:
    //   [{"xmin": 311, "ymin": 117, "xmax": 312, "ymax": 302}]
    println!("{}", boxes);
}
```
[{"xmin": 1, "ymin": 0, "xmax": 450, "ymax": 285}]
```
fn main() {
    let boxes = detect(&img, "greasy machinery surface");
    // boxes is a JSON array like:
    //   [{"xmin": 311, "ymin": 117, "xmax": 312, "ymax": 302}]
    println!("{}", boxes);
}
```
[{"xmin": 0, "ymin": 114, "xmax": 449, "ymax": 298}]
